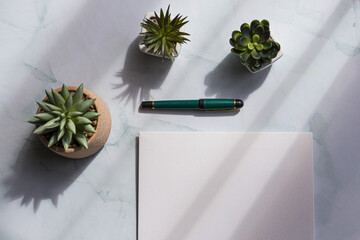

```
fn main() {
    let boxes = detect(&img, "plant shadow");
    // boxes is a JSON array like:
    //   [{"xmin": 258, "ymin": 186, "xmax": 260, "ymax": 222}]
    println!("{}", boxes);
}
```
[
  {"xmin": 204, "ymin": 54, "xmax": 270, "ymax": 100},
  {"xmin": 3, "ymin": 133, "xmax": 97, "ymax": 212},
  {"xmin": 113, "ymin": 37, "xmax": 173, "ymax": 111}
]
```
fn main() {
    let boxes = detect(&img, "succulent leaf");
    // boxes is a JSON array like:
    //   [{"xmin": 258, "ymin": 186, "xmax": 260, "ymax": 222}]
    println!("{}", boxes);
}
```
[
  {"xmin": 69, "ymin": 111, "xmax": 83, "ymax": 118},
  {"xmin": 28, "ymin": 118, "xmax": 43, "ymax": 124},
  {"xmin": 37, "ymin": 101, "xmax": 51, "ymax": 112},
  {"xmin": 254, "ymin": 26, "xmax": 264, "ymax": 38},
  {"xmin": 75, "ymin": 98, "xmax": 95, "ymax": 112},
  {"xmin": 240, "ymin": 51, "xmax": 251, "ymax": 62},
  {"xmin": 57, "ymin": 127, "xmax": 65, "ymax": 141},
  {"xmin": 66, "ymin": 119, "xmax": 76, "ymax": 134},
  {"xmin": 52, "ymin": 89, "xmax": 65, "ymax": 107},
  {"xmin": 255, "ymin": 44, "xmax": 264, "ymax": 51},
  {"xmin": 251, "ymin": 20, "xmax": 260, "ymax": 30},
  {"xmin": 239, "ymin": 36, "xmax": 250, "ymax": 47},
  {"xmin": 84, "ymin": 124, "xmax": 96, "ymax": 133},
  {"xmin": 248, "ymin": 43, "xmax": 254, "ymax": 50},
  {"xmin": 45, "ymin": 90, "xmax": 56, "ymax": 105},
  {"xmin": 263, "ymin": 39, "xmax": 272, "ymax": 50},
  {"xmin": 140, "ymin": 5, "xmax": 190, "ymax": 61},
  {"xmin": 73, "ymin": 117, "xmax": 92, "ymax": 125},
  {"xmin": 240, "ymin": 23, "xmax": 251, "ymax": 38},
  {"xmin": 33, "ymin": 124, "xmax": 53, "ymax": 134},
  {"xmin": 72, "ymin": 84, "xmax": 84, "ymax": 104},
  {"xmin": 75, "ymin": 132, "xmax": 88, "ymax": 149},
  {"xmin": 43, "ymin": 117, "xmax": 60, "ymax": 130},
  {"xmin": 34, "ymin": 113, "xmax": 55, "ymax": 121},
  {"xmin": 252, "ymin": 34, "xmax": 260, "ymax": 43},
  {"xmin": 251, "ymin": 49, "xmax": 261, "ymax": 59},
  {"xmin": 51, "ymin": 111, "xmax": 63, "ymax": 117},
  {"xmin": 62, "ymin": 129, "xmax": 72, "ymax": 151},
  {"xmin": 231, "ymin": 48, "xmax": 241, "ymax": 55},
  {"xmin": 48, "ymin": 131, "xmax": 58, "ymax": 147},
  {"xmin": 29, "ymin": 84, "xmax": 100, "ymax": 150},
  {"xmin": 61, "ymin": 84, "xmax": 70, "ymax": 100},
  {"xmin": 232, "ymin": 31, "xmax": 242, "ymax": 41},
  {"xmin": 44, "ymin": 102, "xmax": 62, "ymax": 111},
  {"xmin": 60, "ymin": 118, "xmax": 66, "ymax": 130},
  {"xmin": 230, "ymin": 19, "xmax": 280, "ymax": 71},
  {"xmin": 261, "ymin": 19, "xmax": 269, "ymax": 27},
  {"xmin": 82, "ymin": 112, "xmax": 100, "ymax": 120},
  {"xmin": 65, "ymin": 94, "xmax": 73, "ymax": 109}
]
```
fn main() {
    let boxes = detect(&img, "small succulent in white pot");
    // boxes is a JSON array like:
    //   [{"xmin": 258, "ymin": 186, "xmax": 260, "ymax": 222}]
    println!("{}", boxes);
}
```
[
  {"xmin": 230, "ymin": 19, "xmax": 283, "ymax": 73},
  {"xmin": 139, "ymin": 5, "xmax": 190, "ymax": 61}
]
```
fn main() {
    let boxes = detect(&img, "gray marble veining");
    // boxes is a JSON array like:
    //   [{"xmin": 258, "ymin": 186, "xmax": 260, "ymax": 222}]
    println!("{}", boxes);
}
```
[{"xmin": 0, "ymin": 0, "xmax": 359, "ymax": 239}]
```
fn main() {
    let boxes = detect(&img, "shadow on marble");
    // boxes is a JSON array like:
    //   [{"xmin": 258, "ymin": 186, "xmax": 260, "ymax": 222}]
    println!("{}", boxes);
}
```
[
  {"xmin": 3, "ymin": 133, "xmax": 97, "ymax": 212},
  {"xmin": 113, "ymin": 37, "xmax": 173, "ymax": 111},
  {"xmin": 204, "ymin": 54, "xmax": 270, "ymax": 100}
]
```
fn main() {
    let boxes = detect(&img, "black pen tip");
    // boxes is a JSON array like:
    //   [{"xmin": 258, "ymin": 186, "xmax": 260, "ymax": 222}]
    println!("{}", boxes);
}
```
[
  {"xmin": 141, "ymin": 101, "xmax": 153, "ymax": 109},
  {"xmin": 235, "ymin": 99, "xmax": 244, "ymax": 109}
]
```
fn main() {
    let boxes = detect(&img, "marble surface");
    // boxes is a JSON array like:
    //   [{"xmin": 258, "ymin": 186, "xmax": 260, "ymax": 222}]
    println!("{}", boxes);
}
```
[{"xmin": 0, "ymin": 0, "xmax": 359, "ymax": 239}]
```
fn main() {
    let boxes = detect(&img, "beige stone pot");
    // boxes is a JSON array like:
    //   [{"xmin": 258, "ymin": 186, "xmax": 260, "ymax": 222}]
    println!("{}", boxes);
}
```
[{"xmin": 36, "ymin": 86, "xmax": 111, "ymax": 159}]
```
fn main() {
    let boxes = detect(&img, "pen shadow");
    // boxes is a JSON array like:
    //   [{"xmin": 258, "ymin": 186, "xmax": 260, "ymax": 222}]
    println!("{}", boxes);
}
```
[
  {"xmin": 113, "ymin": 37, "xmax": 173, "ymax": 111},
  {"xmin": 138, "ymin": 107, "xmax": 241, "ymax": 117},
  {"xmin": 204, "ymin": 54, "xmax": 270, "ymax": 100}
]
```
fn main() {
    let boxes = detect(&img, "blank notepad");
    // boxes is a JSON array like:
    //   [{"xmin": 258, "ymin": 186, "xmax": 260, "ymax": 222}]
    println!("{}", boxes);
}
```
[{"xmin": 139, "ymin": 132, "xmax": 314, "ymax": 240}]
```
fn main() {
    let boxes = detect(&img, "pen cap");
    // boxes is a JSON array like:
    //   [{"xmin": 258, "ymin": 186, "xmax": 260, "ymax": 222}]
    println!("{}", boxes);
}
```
[{"xmin": 201, "ymin": 99, "xmax": 243, "ymax": 110}]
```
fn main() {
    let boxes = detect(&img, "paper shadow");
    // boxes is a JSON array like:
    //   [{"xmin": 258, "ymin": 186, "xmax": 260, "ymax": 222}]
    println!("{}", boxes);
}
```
[
  {"xmin": 3, "ymin": 133, "xmax": 96, "ymax": 212},
  {"xmin": 204, "ymin": 54, "xmax": 270, "ymax": 100},
  {"xmin": 113, "ymin": 37, "xmax": 173, "ymax": 111},
  {"xmin": 135, "ymin": 137, "xmax": 139, "ymax": 240}
]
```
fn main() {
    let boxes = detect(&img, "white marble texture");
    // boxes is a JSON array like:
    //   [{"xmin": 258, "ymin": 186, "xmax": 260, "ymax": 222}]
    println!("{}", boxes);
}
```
[{"xmin": 0, "ymin": 0, "xmax": 359, "ymax": 239}]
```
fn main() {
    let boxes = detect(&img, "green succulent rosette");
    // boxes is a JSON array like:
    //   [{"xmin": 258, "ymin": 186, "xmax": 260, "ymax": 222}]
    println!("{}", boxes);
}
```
[
  {"xmin": 28, "ymin": 84, "xmax": 100, "ymax": 151},
  {"xmin": 230, "ymin": 19, "xmax": 281, "ymax": 72},
  {"xmin": 140, "ymin": 5, "xmax": 190, "ymax": 61}
]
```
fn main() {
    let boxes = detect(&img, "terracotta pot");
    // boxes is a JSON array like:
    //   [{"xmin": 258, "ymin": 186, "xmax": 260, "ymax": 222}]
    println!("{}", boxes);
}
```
[{"xmin": 36, "ymin": 86, "xmax": 111, "ymax": 159}]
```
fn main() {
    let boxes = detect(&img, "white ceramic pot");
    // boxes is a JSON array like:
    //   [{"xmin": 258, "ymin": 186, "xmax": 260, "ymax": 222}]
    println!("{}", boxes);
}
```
[{"xmin": 139, "ymin": 12, "xmax": 183, "ymax": 59}]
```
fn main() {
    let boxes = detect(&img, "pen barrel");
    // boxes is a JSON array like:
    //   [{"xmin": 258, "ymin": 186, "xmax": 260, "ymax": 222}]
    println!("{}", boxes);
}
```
[
  {"xmin": 141, "ymin": 99, "xmax": 243, "ymax": 110},
  {"xmin": 201, "ymin": 99, "xmax": 239, "ymax": 110},
  {"xmin": 154, "ymin": 100, "xmax": 199, "ymax": 109}
]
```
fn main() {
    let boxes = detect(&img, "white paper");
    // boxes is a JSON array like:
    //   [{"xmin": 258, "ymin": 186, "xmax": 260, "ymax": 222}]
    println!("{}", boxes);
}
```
[{"xmin": 139, "ymin": 132, "xmax": 314, "ymax": 240}]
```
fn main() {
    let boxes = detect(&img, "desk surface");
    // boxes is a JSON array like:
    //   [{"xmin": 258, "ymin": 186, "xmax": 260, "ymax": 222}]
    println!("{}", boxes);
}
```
[{"xmin": 0, "ymin": 0, "xmax": 359, "ymax": 239}]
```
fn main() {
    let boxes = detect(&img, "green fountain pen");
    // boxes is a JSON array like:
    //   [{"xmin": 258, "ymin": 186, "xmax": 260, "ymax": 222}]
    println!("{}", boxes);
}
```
[{"xmin": 141, "ymin": 99, "xmax": 243, "ymax": 111}]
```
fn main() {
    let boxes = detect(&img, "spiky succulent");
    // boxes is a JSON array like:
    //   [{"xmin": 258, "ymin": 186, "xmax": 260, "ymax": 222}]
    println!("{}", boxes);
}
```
[
  {"xmin": 230, "ymin": 19, "xmax": 281, "ymax": 72},
  {"xmin": 140, "ymin": 5, "xmax": 190, "ymax": 61},
  {"xmin": 28, "ymin": 84, "xmax": 100, "ymax": 151}
]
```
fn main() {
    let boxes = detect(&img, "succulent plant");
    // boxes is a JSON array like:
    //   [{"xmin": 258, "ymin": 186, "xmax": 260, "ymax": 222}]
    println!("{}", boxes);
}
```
[
  {"xmin": 230, "ymin": 19, "xmax": 281, "ymax": 72},
  {"xmin": 28, "ymin": 84, "xmax": 100, "ymax": 151},
  {"xmin": 140, "ymin": 5, "xmax": 190, "ymax": 61}
]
